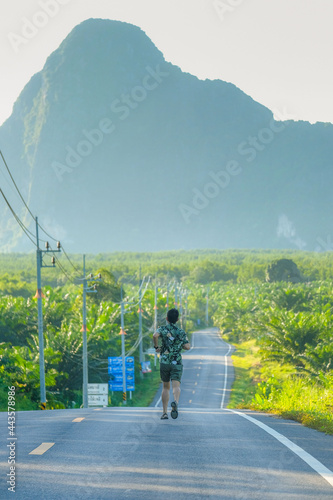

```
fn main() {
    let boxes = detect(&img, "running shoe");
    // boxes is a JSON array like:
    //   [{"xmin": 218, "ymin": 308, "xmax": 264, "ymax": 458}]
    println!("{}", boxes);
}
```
[{"xmin": 171, "ymin": 401, "xmax": 178, "ymax": 419}]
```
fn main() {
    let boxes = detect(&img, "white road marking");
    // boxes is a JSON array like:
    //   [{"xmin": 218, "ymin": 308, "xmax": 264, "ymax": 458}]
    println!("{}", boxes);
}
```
[
  {"xmin": 220, "ymin": 343, "xmax": 232, "ymax": 409},
  {"xmin": 72, "ymin": 417, "xmax": 85, "ymax": 422},
  {"xmin": 155, "ymin": 396, "xmax": 162, "ymax": 408},
  {"xmin": 228, "ymin": 409, "xmax": 333, "ymax": 489},
  {"xmin": 29, "ymin": 442, "xmax": 54, "ymax": 455}
]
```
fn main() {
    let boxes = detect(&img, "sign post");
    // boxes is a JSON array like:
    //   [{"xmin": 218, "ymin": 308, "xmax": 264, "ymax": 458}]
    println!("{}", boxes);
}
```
[
  {"xmin": 87, "ymin": 383, "xmax": 108, "ymax": 407},
  {"xmin": 108, "ymin": 356, "xmax": 135, "ymax": 399}
]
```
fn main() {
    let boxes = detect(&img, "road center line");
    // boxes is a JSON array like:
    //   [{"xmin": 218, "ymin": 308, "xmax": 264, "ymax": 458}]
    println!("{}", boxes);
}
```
[
  {"xmin": 228, "ymin": 409, "xmax": 333, "ymax": 488},
  {"xmin": 220, "ymin": 343, "xmax": 232, "ymax": 409},
  {"xmin": 72, "ymin": 417, "xmax": 85, "ymax": 422},
  {"xmin": 29, "ymin": 443, "xmax": 54, "ymax": 455}
]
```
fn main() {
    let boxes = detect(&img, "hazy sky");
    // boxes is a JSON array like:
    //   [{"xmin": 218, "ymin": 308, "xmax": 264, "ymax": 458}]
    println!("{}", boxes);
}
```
[{"xmin": 1, "ymin": 0, "xmax": 332, "ymax": 126}]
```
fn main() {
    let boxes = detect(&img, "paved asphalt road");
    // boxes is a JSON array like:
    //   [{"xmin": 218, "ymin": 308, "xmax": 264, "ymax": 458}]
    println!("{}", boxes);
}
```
[{"xmin": 1, "ymin": 328, "xmax": 333, "ymax": 499}]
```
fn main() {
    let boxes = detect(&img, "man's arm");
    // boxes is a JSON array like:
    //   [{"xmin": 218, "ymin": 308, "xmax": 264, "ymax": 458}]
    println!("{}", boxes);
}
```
[
  {"xmin": 153, "ymin": 331, "xmax": 161, "ymax": 351},
  {"xmin": 182, "ymin": 342, "xmax": 191, "ymax": 350}
]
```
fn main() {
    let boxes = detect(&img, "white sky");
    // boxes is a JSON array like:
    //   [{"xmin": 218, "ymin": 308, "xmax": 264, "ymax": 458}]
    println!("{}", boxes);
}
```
[{"xmin": 0, "ymin": 0, "xmax": 332, "ymax": 126}]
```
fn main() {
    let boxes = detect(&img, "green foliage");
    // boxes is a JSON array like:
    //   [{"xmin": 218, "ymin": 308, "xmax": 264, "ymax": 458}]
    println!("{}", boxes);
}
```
[
  {"xmin": 89, "ymin": 268, "xmax": 121, "ymax": 303},
  {"xmin": 1, "ymin": 249, "xmax": 333, "ymax": 413},
  {"xmin": 213, "ymin": 280, "xmax": 333, "ymax": 376},
  {"xmin": 0, "ymin": 296, "xmax": 37, "ymax": 346},
  {"xmin": 0, "ymin": 263, "xmax": 186, "ymax": 409},
  {"xmin": 251, "ymin": 374, "xmax": 333, "ymax": 435},
  {"xmin": 266, "ymin": 258, "xmax": 302, "ymax": 283},
  {"xmin": 230, "ymin": 340, "xmax": 333, "ymax": 435}
]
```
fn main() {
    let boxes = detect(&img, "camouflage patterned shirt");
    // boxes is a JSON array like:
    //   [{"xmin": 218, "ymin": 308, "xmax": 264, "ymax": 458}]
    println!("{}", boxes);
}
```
[{"xmin": 157, "ymin": 323, "xmax": 189, "ymax": 366}]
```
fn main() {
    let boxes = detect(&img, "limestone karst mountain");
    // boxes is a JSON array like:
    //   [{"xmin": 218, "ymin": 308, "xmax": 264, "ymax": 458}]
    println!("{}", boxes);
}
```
[{"xmin": 0, "ymin": 18, "xmax": 332, "ymax": 252}]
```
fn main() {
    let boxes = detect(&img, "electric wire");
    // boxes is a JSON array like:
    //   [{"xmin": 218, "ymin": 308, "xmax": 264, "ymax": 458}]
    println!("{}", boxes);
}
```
[
  {"xmin": 0, "ymin": 151, "xmax": 58, "ymax": 243},
  {"xmin": 0, "ymin": 189, "xmax": 36, "ymax": 240},
  {"xmin": 61, "ymin": 246, "xmax": 81, "ymax": 275},
  {"xmin": 124, "ymin": 276, "xmax": 151, "ymax": 310},
  {"xmin": 0, "ymin": 150, "xmax": 82, "ymax": 276},
  {"xmin": 51, "ymin": 253, "xmax": 80, "ymax": 285},
  {"xmin": 0, "ymin": 188, "xmax": 37, "ymax": 247},
  {"xmin": 1, "ymin": 152, "xmax": 186, "ymax": 379},
  {"xmin": 0, "ymin": 150, "xmax": 36, "ymax": 221}
]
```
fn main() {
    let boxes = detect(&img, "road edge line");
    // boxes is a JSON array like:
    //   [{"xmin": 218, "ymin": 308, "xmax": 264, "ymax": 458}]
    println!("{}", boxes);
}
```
[
  {"xmin": 226, "ymin": 409, "xmax": 333, "ymax": 488},
  {"xmin": 220, "ymin": 343, "xmax": 232, "ymax": 409}
]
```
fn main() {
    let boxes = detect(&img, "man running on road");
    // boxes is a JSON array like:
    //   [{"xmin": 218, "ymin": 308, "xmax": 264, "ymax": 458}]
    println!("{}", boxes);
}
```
[{"xmin": 153, "ymin": 308, "xmax": 190, "ymax": 420}]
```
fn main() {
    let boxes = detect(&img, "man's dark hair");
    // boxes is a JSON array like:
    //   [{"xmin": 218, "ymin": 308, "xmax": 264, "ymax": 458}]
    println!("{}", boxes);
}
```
[{"xmin": 167, "ymin": 308, "xmax": 179, "ymax": 324}]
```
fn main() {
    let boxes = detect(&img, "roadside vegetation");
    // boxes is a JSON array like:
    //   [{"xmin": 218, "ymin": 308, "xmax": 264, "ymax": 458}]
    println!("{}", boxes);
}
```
[
  {"xmin": 0, "ymin": 249, "xmax": 333, "ymax": 435},
  {"xmin": 213, "ymin": 280, "xmax": 333, "ymax": 435}
]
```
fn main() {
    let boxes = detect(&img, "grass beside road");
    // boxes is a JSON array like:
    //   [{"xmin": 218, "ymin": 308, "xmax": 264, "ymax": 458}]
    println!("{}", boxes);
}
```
[
  {"xmin": 227, "ymin": 340, "xmax": 262, "ymax": 408},
  {"xmin": 228, "ymin": 339, "xmax": 333, "ymax": 435}
]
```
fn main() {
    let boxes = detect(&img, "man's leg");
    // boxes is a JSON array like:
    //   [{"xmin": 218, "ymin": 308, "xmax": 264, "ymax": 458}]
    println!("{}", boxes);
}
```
[
  {"xmin": 162, "ymin": 381, "xmax": 170, "ymax": 414},
  {"xmin": 171, "ymin": 380, "xmax": 181, "ymax": 404}
]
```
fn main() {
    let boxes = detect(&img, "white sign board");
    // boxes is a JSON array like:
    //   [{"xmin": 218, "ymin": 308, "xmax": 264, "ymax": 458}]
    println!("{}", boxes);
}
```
[
  {"xmin": 88, "ymin": 394, "xmax": 108, "ymax": 407},
  {"xmin": 147, "ymin": 348, "xmax": 156, "ymax": 355},
  {"xmin": 87, "ymin": 383, "xmax": 108, "ymax": 395}
]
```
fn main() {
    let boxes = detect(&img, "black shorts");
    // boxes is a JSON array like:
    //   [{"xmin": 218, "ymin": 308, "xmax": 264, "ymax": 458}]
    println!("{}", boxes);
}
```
[{"xmin": 160, "ymin": 363, "xmax": 183, "ymax": 383}]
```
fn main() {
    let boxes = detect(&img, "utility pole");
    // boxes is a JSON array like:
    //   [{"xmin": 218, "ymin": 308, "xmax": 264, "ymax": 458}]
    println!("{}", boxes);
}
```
[
  {"xmin": 82, "ymin": 256, "xmax": 88, "ymax": 409},
  {"xmin": 206, "ymin": 286, "xmax": 209, "ymax": 327},
  {"xmin": 120, "ymin": 285, "xmax": 127, "ymax": 405},
  {"xmin": 138, "ymin": 266, "xmax": 143, "ymax": 375},
  {"xmin": 81, "ymin": 255, "xmax": 101, "ymax": 409},
  {"xmin": 166, "ymin": 280, "xmax": 169, "ymax": 310},
  {"xmin": 154, "ymin": 278, "xmax": 158, "ymax": 332},
  {"xmin": 179, "ymin": 287, "xmax": 183, "ymax": 328},
  {"xmin": 35, "ymin": 216, "xmax": 61, "ymax": 410},
  {"xmin": 154, "ymin": 278, "xmax": 158, "ymax": 367},
  {"xmin": 184, "ymin": 290, "xmax": 188, "ymax": 331},
  {"xmin": 36, "ymin": 220, "xmax": 46, "ymax": 411}
]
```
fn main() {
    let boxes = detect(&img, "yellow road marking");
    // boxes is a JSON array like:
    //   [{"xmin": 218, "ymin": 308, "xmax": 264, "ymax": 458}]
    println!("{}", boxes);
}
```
[
  {"xmin": 195, "ymin": 382, "xmax": 197, "ymax": 386},
  {"xmin": 29, "ymin": 443, "xmax": 54, "ymax": 455},
  {"xmin": 192, "ymin": 390, "xmax": 195, "ymax": 394},
  {"xmin": 197, "ymin": 373, "xmax": 200, "ymax": 377},
  {"xmin": 189, "ymin": 400, "xmax": 192, "ymax": 403},
  {"xmin": 72, "ymin": 417, "xmax": 85, "ymax": 422}
]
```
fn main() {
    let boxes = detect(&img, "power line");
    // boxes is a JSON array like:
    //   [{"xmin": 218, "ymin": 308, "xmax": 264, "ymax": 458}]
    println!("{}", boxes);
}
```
[
  {"xmin": 0, "ymin": 150, "xmax": 36, "ymax": 221},
  {"xmin": 50, "ymin": 251, "xmax": 80, "ymax": 285},
  {"xmin": 0, "ymin": 188, "xmax": 37, "ymax": 247},
  {"xmin": 0, "ymin": 150, "xmax": 81, "ymax": 276},
  {"xmin": 61, "ymin": 246, "xmax": 81, "ymax": 275}
]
